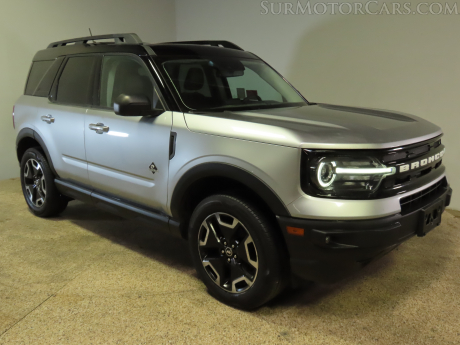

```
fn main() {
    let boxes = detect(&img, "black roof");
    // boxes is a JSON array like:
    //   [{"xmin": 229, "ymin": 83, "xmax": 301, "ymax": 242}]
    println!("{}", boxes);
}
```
[
  {"xmin": 33, "ymin": 33, "xmax": 256, "ymax": 61},
  {"xmin": 149, "ymin": 44, "xmax": 256, "ymax": 59}
]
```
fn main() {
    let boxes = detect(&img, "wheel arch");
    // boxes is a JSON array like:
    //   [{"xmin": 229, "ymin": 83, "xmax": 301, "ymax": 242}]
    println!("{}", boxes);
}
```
[
  {"xmin": 170, "ymin": 163, "xmax": 290, "ymax": 239},
  {"xmin": 16, "ymin": 128, "xmax": 59, "ymax": 177}
]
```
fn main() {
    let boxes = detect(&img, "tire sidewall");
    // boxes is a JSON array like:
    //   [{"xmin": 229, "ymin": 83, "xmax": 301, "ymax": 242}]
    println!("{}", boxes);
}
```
[{"xmin": 189, "ymin": 195, "xmax": 285, "ymax": 309}]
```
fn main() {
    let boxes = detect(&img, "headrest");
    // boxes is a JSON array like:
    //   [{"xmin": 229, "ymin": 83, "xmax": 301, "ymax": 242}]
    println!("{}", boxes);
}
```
[{"xmin": 184, "ymin": 68, "xmax": 205, "ymax": 91}]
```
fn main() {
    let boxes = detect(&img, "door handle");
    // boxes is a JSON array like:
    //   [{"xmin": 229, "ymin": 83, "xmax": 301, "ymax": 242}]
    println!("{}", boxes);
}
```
[
  {"xmin": 89, "ymin": 123, "xmax": 109, "ymax": 134},
  {"xmin": 41, "ymin": 114, "xmax": 55, "ymax": 124}
]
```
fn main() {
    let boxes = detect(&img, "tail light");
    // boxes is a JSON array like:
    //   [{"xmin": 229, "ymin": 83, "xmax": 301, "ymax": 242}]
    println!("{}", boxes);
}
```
[{"xmin": 12, "ymin": 106, "xmax": 15, "ymax": 129}]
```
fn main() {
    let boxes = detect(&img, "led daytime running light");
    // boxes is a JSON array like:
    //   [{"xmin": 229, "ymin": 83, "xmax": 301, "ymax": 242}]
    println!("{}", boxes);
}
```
[
  {"xmin": 317, "ymin": 161, "xmax": 336, "ymax": 187},
  {"xmin": 335, "ymin": 167, "xmax": 396, "ymax": 175}
]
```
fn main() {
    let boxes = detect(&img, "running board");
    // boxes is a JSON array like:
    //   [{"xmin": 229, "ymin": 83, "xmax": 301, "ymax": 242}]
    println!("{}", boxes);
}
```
[{"xmin": 55, "ymin": 179, "xmax": 181, "ymax": 237}]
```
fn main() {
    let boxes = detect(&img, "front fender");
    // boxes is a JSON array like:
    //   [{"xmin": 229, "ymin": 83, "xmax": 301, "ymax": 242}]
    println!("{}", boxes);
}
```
[{"xmin": 170, "ymin": 162, "xmax": 290, "ymax": 219}]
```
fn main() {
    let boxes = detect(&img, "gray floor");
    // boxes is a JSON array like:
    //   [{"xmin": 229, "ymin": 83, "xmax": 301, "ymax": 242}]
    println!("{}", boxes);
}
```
[{"xmin": 1, "ymin": 178, "xmax": 459, "ymax": 345}]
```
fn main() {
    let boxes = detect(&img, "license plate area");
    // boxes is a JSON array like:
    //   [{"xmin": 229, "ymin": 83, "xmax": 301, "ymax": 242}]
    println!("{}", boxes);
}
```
[{"xmin": 417, "ymin": 199, "xmax": 444, "ymax": 237}]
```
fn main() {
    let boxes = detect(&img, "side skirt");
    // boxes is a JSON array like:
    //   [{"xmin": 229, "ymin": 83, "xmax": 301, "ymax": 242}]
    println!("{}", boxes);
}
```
[{"xmin": 55, "ymin": 179, "xmax": 182, "ymax": 238}]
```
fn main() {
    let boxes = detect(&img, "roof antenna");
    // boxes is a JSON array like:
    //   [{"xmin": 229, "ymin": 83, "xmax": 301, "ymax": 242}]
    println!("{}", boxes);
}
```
[{"xmin": 88, "ymin": 28, "xmax": 97, "ymax": 45}]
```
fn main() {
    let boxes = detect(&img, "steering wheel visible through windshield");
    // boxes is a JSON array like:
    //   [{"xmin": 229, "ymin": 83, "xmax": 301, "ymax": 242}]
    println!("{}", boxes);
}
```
[{"xmin": 162, "ymin": 57, "xmax": 306, "ymax": 112}]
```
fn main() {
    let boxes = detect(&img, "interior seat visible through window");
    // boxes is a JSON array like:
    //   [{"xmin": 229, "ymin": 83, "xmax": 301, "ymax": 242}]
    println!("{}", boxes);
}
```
[
  {"xmin": 100, "ymin": 55, "xmax": 159, "ymax": 109},
  {"xmin": 180, "ymin": 67, "xmax": 216, "ymax": 109}
]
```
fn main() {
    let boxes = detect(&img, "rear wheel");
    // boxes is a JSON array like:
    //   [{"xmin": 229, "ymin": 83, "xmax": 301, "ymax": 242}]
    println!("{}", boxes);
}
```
[
  {"xmin": 20, "ymin": 148, "xmax": 68, "ymax": 217},
  {"xmin": 189, "ymin": 194, "xmax": 289, "ymax": 309}
]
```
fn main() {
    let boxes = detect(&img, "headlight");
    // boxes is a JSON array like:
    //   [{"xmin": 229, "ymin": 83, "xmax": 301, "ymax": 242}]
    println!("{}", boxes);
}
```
[
  {"xmin": 317, "ymin": 161, "xmax": 336, "ymax": 187},
  {"xmin": 306, "ymin": 154, "xmax": 396, "ymax": 199}
]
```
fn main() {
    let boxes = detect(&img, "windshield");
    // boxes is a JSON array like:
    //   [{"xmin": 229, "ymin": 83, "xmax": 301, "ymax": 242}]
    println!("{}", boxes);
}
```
[{"xmin": 162, "ymin": 58, "xmax": 306, "ymax": 112}]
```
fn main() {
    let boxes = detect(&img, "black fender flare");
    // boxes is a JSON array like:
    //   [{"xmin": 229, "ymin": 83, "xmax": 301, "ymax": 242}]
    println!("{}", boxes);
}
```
[
  {"xmin": 16, "ymin": 128, "xmax": 59, "ymax": 177},
  {"xmin": 170, "ymin": 162, "xmax": 290, "ymax": 220}
]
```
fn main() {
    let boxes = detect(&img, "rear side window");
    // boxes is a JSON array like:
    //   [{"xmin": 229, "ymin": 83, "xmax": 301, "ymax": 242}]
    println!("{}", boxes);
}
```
[
  {"xmin": 25, "ymin": 60, "xmax": 54, "ymax": 96},
  {"xmin": 56, "ymin": 56, "xmax": 98, "ymax": 106}
]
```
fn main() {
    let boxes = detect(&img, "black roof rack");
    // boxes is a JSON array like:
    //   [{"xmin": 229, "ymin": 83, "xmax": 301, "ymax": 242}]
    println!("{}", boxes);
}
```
[
  {"xmin": 47, "ymin": 33, "xmax": 143, "ymax": 49},
  {"xmin": 158, "ymin": 40, "xmax": 243, "ymax": 51}
]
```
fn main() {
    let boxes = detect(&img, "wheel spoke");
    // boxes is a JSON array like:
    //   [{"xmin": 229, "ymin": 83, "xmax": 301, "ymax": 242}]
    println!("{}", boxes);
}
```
[
  {"xmin": 36, "ymin": 197, "xmax": 45, "ymax": 207},
  {"xmin": 199, "ymin": 220, "xmax": 221, "ymax": 249},
  {"xmin": 31, "ymin": 186, "xmax": 38, "ymax": 205},
  {"xmin": 215, "ymin": 214, "xmax": 240, "ymax": 243},
  {"xmin": 24, "ymin": 161, "xmax": 34, "ymax": 179},
  {"xmin": 229, "ymin": 262, "xmax": 246, "ymax": 283},
  {"xmin": 37, "ymin": 186, "xmax": 46, "ymax": 200},
  {"xmin": 244, "ymin": 235, "xmax": 259, "ymax": 270},
  {"xmin": 231, "ymin": 275, "xmax": 253, "ymax": 293},
  {"xmin": 229, "ymin": 263, "xmax": 254, "ymax": 293},
  {"xmin": 25, "ymin": 185, "xmax": 34, "ymax": 202},
  {"xmin": 236, "ymin": 241, "xmax": 250, "ymax": 264},
  {"xmin": 40, "ymin": 175, "xmax": 46, "ymax": 196},
  {"xmin": 203, "ymin": 257, "xmax": 227, "ymax": 287},
  {"xmin": 31, "ymin": 160, "xmax": 41, "ymax": 176}
]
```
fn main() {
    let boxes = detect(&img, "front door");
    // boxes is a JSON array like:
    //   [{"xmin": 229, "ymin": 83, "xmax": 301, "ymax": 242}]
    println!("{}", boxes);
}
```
[{"xmin": 84, "ymin": 54, "xmax": 172, "ymax": 213}]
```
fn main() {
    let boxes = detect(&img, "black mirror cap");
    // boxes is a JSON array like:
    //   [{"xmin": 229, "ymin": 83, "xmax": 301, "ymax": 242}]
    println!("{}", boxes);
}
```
[{"xmin": 114, "ymin": 94, "xmax": 164, "ymax": 116}]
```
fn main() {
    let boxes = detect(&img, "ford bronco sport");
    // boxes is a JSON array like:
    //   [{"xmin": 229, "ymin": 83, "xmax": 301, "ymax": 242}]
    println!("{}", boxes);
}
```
[{"xmin": 14, "ymin": 33, "xmax": 452, "ymax": 309}]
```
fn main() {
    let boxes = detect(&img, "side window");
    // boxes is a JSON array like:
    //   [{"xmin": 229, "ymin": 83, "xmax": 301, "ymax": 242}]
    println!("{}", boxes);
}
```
[
  {"xmin": 25, "ymin": 60, "xmax": 54, "ymax": 96},
  {"xmin": 56, "ymin": 56, "xmax": 98, "ymax": 106},
  {"xmin": 100, "ymin": 55, "xmax": 162, "ymax": 109}
]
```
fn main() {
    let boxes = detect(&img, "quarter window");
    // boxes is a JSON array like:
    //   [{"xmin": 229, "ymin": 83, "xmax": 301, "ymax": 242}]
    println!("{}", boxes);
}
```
[{"xmin": 25, "ymin": 60, "xmax": 54, "ymax": 96}]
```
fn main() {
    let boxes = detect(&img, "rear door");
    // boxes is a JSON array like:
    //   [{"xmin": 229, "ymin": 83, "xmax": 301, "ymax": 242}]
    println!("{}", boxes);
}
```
[
  {"xmin": 84, "ymin": 54, "xmax": 172, "ymax": 213},
  {"xmin": 36, "ymin": 55, "xmax": 99, "ymax": 186}
]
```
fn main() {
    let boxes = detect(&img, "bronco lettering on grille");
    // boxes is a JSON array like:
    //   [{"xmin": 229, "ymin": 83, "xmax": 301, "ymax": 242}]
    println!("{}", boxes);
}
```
[{"xmin": 399, "ymin": 148, "xmax": 445, "ymax": 173}]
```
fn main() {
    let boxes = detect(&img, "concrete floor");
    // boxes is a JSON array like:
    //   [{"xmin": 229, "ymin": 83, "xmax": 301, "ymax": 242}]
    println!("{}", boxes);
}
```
[{"xmin": 0, "ymin": 178, "xmax": 459, "ymax": 345}]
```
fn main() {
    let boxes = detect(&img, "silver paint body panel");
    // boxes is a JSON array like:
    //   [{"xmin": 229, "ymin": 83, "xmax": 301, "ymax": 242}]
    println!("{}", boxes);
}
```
[
  {"xmin": 84, "ymin": 108, "xmax": 172, "ymax": 213},
  {"xmin": 183, "ymin": 105, "xmax": 442, "ymax": 149},
  {"xmin": 16, "ymin": 96, "xmax": 89, "ymax": 185},
  {"xmin": 15, "ymin": 94, "xmax": 445, "ymax": 221}
]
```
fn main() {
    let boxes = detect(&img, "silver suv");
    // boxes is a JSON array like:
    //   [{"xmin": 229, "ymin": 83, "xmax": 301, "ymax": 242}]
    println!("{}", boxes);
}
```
[{"xmin": 14, "ymin": 33, "xmax": 452, "ymax": 309}]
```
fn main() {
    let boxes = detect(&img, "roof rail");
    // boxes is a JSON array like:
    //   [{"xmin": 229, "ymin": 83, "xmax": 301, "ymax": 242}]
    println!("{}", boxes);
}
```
[
  {"xmin": 159, "ymin": 40, "xmax": 244, "ymax": 51},
  {"xmin": 47, "ymin": 33, "xmax": 143, "ymax": 49}
]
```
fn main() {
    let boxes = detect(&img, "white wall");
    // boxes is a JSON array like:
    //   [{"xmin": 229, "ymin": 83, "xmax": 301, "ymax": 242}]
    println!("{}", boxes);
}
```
[
  {"xmin": 3, "ymin": 0, "xmax": 459, "ymax": 210},
  {"xmin": 0, "ymin": 0, "xmax": 176, "ymax": 180},
  {"xmin": 176, "ymin": 0, "xmax": 460, "ymax": 210}
]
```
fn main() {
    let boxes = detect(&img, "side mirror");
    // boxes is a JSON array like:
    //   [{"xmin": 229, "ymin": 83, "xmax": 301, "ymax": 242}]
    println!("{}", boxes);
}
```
[{"xmin": 114, "ymin": 94, "xmax": 164, "ymax": 116}]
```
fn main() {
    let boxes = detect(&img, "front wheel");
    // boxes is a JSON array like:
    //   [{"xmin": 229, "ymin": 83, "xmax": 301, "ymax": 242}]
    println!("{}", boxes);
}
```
[{"xmin": 189, "ymin": 195, "xmax": 289, "ymax": 310}]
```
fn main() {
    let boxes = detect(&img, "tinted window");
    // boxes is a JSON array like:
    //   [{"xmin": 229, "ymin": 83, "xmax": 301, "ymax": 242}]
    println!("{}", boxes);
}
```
[
  {"xmin": 162, "ymin": 58, "xmax": 305, "ymax": 112},
  {"xmin": 227, "ymin": 68, "xmax": 283, "ymax": 102},
  {"xmin": 56, "ymin": 56, "xmax": 98, "ymax": 105},
  {"xmin": 25, "ymin": 60, "xmax": 54, "ymax": 96},
  {"xmin": 100, "ymin": 55, "xmax": 162, "ymax": 109}
]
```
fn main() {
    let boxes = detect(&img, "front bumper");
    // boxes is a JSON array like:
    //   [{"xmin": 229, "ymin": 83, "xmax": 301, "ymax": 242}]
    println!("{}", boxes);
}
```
[{"xmin": 277, "ymin": 183, "xmax": 452, "ymax": 284}]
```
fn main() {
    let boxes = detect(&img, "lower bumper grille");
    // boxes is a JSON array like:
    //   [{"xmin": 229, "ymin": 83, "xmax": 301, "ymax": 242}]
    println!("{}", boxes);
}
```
[{"xmin": 399, "ymin": 177, "xmax": 447, "ymax": 215}]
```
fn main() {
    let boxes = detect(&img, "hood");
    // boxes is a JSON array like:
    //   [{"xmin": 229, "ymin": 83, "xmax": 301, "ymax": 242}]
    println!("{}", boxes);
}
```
[{"xmin": 183, "ymin": 104, "xmax": 442, "ymax": 149}]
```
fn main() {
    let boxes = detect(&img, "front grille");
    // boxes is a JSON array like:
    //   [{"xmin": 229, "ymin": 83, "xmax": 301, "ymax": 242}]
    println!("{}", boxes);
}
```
[
  {"xmin": 300, "ymin": 135, "xmax": 445, "ymax": 200},
  {"xmin": 379, "ymin": 136, "xmax": 445, "ymax": 197},
  {"xmin": 381, "ymin": 139, "xmax": 440, "ymax": 164},
  {"xmin": 399, "ymin": 177, "xmax": 447, "ymax": 214}
]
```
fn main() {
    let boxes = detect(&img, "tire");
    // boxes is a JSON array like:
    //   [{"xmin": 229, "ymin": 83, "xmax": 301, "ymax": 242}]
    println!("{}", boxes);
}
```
[
  {"xmin": 20, "ymin": 148, "xmax": 68, "ymax": 217},
  {"xmin": 188, "ymin": 194, "xmax": 289, "ymax": 310}
]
